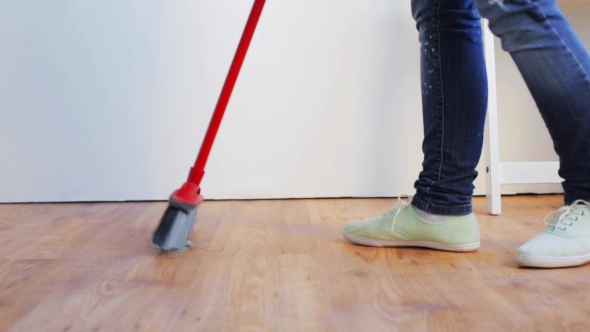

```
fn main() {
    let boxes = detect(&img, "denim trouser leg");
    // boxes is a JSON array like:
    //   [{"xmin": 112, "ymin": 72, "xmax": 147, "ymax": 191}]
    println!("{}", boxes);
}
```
[
  {"xmin": 475, "ymin": 0, "xmax": 590, "ymax": 205},
  {"xmin": 411, "ymin": 0, "xmax": 489, "ymax": 215}
]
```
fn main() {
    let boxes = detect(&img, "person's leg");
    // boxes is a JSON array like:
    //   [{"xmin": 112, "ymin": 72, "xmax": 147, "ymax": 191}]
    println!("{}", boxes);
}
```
[
  {"xmin": 475, "ymin": 0, "xmax": 590, "ymax": 204},
  {"xmin": 474, "ymin": 0, "xmax": 590, "ymax": 267},
  {"xmin": 342, "ymin": 0, "xmax": 485, "ymax": 251},
  {"xmin": 411, "ymin": 0, "xmax": 488, "ymax": 217}
]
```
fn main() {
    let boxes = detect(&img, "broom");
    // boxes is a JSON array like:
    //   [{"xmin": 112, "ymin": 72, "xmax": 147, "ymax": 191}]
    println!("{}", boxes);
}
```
[{"xmin": 153, "ymin": 0, "xmax": 267, "ymax": 251}]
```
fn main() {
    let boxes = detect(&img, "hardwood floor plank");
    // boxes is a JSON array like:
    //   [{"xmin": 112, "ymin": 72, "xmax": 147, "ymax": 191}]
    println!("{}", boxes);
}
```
[
  {"xmin": 2, "ymin": 195, "xmax": 590, "ymax": 331},
  {"xmin": 207, "ymin": 200, "xmax": 317, "ymax": 256},
  {"xmin": 0, "ymin": 259, "xmax": 70, "ymax": 330},
  {"xmin": 9, "ymin": 255, "xmax": 207, "ymax": 332},
  {"xmin": 171, "ymin": 253, "xmax": 332, "ymax": 332}
]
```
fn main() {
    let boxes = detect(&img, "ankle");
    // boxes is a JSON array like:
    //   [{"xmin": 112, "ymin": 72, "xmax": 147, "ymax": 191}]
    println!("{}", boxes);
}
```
[{"xmin": 414, "ymin": 207, "xmax": 461, "ymax": 222}]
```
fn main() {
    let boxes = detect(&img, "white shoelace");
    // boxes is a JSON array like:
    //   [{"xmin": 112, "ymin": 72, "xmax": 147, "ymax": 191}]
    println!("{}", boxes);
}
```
[
  {"xmin": 543, "ymin": 199, "xmax": 590, "ymax": 231},
  {"xmin": 390, "ymin": 195, "xmax": 412, "ymax": 231}
]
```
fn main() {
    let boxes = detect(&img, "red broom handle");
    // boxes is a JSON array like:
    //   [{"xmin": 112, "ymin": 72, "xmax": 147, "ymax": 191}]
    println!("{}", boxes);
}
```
[{"xmin": 188, "ymin": 0, "xmax": 266, "ymax": 186}]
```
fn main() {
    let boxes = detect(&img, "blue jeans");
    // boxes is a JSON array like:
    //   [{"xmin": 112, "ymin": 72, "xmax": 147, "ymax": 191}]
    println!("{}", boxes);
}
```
[{"xmin": 410, "ymin": 0, "xmax": 590, "ymax": 215}]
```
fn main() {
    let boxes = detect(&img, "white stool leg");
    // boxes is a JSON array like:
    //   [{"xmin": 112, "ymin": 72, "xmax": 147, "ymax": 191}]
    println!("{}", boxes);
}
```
[{"xmin": 483, "ymin": 19, "xmax": 502, "ymax": 215}]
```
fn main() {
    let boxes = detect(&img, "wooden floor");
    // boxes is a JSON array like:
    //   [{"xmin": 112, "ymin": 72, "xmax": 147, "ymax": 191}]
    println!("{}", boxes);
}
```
[{"xmin": 1, "ymin": 195, "xmax": 590, "ymax": 331}]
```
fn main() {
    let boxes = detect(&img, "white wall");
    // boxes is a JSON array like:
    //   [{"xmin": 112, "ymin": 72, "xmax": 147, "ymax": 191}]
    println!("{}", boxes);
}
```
[
  {"xmin": 0, "ymin": 1, "xmax": 587, "ymax": 203},
  {"xmin": 0, "ymin": 1, "xmax": 423, "ymax": 202}
]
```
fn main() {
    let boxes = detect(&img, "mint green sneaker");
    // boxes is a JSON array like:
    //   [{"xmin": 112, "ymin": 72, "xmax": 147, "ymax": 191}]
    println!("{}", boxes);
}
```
[
  {"xmin": 342, "ymin": 197, "xmax": 480, "ymax": 252},
  {"xmin": 515, "ymin": 200, "xmax": 590, "ymax": 268}
]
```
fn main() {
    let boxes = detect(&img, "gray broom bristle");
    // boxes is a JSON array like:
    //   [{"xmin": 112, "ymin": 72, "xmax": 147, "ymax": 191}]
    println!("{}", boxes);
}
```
[{"xmin": 152, "ymin": 198, "xmax": 198, "ymax": 251}]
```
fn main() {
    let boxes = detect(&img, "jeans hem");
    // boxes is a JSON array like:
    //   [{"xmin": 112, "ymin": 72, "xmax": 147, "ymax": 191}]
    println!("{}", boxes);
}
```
[
  {"xmin": 564, "ymin": 193, "xmax": 590, "ymax": 206},
  {"xmin": 411, "ymin": 194, "xmax": 473, "ymax": 215}
]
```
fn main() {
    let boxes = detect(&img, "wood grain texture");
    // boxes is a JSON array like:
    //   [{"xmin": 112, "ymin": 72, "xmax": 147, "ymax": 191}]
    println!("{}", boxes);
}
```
[{"xmin": 1, "ymin": 195, "xmax": 590, "ymax": 331}]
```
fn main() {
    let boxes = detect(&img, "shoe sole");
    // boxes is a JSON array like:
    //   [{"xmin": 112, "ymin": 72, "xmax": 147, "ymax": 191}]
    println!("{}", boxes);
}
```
[
  {"xmin": 515, "ymin": 253, "xmax": 590, "ymax": 268},
  {"xmin": 342, "ymin": 230, "xmax": 480, "ymax": 253}
]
